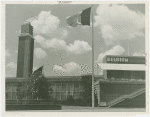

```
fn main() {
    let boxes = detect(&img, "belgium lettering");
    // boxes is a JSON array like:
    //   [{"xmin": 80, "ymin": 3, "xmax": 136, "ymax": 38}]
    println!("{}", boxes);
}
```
[{"xmin": 107, "ymin": 57, "xmax": 129, "ymax": 63}]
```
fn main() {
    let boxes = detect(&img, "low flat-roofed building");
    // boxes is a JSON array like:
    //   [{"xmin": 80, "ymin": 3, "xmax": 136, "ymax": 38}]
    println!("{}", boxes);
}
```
[
  {"xmin": 99, "ymin": 55, "xmax": 145, "ymax": 80},
  {"xmin": 95, "ymin": 55, "xmax": 146, "ymax": 107},
  {"xmin": 5, "ymin": 76, "xmax": 84, "ymax": 101}
]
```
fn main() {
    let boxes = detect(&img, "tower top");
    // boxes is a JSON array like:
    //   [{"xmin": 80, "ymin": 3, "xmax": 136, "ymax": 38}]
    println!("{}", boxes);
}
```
[
  {"xmin": 23, "ymin": 21, "xmax": 31, "ymax": 25},
  {"xmin": 21, "ymin": 22, "xmax": 33, "ymax": 35}
]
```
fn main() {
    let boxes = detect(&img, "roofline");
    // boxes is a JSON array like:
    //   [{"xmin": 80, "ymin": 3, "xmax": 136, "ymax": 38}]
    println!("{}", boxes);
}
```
[
  {"xmin": 45, "ymin": 76, "xmax": 82, "ymax": 78},
  {"xmin": 96, "ymin": 79, "xmax": 145, "ymax": 84},
  {"xmin": 104, "ymin": 55, "xmax": 145, "ymax": 58},
  {"xmin": 103, "ymin": 55, "xmax": 145, "ymax": 61},
  {"xmin": 5, "ymin": 76, "xmax": 82, "ymax": 82},
  {"xmin": 6, "ymin": 75, "xmax": 103, "ymax": 79}
]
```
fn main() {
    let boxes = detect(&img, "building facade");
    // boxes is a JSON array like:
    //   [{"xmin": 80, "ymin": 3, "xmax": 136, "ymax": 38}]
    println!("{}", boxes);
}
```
[
  {"xmin": 102, "ymin": 55, "xmax": 145, "ymax": 80},
  {"xmin": 6, "ymin": 76, "xmax": 84, "ymax": 101}
]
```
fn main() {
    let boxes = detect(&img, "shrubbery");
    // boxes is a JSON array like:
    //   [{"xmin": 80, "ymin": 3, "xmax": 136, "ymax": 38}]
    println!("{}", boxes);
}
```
[
  {"xmin": 62, "ymin": 75, "xmax": 98, "ymax": 107},
  {"xmin": 31, "ymin": 75, "xmax": 49, "ymax": 100},
  {"xmin": 16, "ymin": 74, "xmax": 51, "ymax": 104},
  {"xmin": 81, "ymin": 75, "xmax": 92, "ymax": 106},
  {"xmin": 15, "ymin": 74, "xmax": 98, "ymax": 106},
  {"xmin": 62, "ymin": 96, "xmax": 87, "ymax": 106}
]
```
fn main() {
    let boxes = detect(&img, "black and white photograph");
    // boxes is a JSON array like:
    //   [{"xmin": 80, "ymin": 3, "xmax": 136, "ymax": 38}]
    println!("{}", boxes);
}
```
[{"xmin": 1, "ymin": 1, "xmax": 149, "ymax": 115}]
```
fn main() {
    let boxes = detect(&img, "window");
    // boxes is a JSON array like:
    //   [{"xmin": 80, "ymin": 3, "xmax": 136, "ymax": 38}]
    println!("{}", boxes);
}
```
[
  {"xmin": 12, "ymin": 83, "xmax": 18, "ymax": 99},
  {"xmin": 12, "ymin": 92, "xmax": 17, "ymax": 100},
  {"xmin": 6, "ymin": 92, "xmax": 11, "ymax": 100},
  {"xmin": 79, "ymin": 84, "xmax": 83, "ymax": 92},
  {"xmin": 73, "ymin": 92, "xmax": 80, "ymax": 99},
  {"xmin": 55, "ymin": 83, "xmax": 62, "ymax": 100},
  {"xmin": 6, "ymin": 83, "xmax": 12, "ymax": 100},
  {"xmin": 141, "ymin": 71, "xmax": 145, "ymax": 80},
  {"xmin": 61, "ymin": 92, "xmax": 66, "ymax": 100},
  {"xmin": 67, "ymin": 83, "xmax": 74, "ymax": 96},
  {"xmin": 48, "ymin": 82, "xmax": 83, "ymax": 101},
  {"xmin": 56, "ymin": 83, "xmax": 61, "ymax": 92},
  {"xmin": 12, "ymin": 83, "xmax": 17, "ymax": 92},
  {"xmin": 107, "ymin": 70, "xmax": 113, "ymax": 79},
  {"xmin": 56, "ymin": 92, "xmax": 61, "ymax": 100},
  {"xmin": 134, "ymin": 71, "xmax": 141, "ymax": 79},
  {"xmin": 124, "ymin": 71, "xmax": 131, "ymax": 79},
  {"xmin": 50, "ymin": 92, "xmax": 56, "ymax": 99},
  {"xmin": 74, "ymin": 83, "xmax": 79, "ymax": 92},
  {"xmin": 6, "ymin": 83, "xmax": 12, "ymax": 92},
  {"xmin": 6, "ymin": 82, "xmax": 21, "ymax": 100},
  {"xmin": 62, "ymin": 84, "xmax": 66, "ymax": 92},
  {"xmin": 51, "ymin": 84, "xmax": 56, "ymax": 92},
  {"xmin": 113, "ymin": 70, "xmax": 124, "ymax": 78}
]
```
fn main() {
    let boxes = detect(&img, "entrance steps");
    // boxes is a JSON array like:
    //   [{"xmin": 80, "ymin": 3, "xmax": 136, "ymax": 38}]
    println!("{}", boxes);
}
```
[{"xmin": 107, "ymin": 88, "xmax": 145, "ymax": 107}]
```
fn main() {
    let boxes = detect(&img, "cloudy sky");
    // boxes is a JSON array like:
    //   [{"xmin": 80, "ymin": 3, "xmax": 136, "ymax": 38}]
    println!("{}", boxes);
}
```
[{"xmin": 5, "ymin": 4, "xmax": 145, "ymax": 77}]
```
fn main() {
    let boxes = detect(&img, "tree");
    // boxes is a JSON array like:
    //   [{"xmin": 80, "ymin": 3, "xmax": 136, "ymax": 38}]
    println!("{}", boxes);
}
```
[
  {"xmin": 16, "ymin": 81, "xmax": 32, "ymax": 103},
  {"xmin": 16, "ymin": 74, "xmax": 50, "ymax": 103},
  {"xmin": 31, "ymin": 74, "xmax": 49, "ymax": 100},
  {"xmin": 81, "ymin": 75, "xmax": 92, "ymax": 106}
]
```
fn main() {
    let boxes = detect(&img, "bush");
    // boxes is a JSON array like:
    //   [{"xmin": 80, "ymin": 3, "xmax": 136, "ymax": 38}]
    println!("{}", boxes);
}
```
[
  {"xmin": 94, "ymin": 94, "xmax": 98, "ymax": 107},
  {"xmin": 81, "ymin": 75, "xmax": 92, "ymax": 106},
  {"xmin": 62, "ymin": 95, "xmax": 75, "ymax": 106},
  {"xmin": 15, "ymin": 74, "xmax": 51, "ymax": 104},
  {"xmin": 74, "ymin": 97, "xmax": 87, "ymax": 106},
  {"xmin": 31, "ymin": 75, "xmax": 49, "ymax": 100}
]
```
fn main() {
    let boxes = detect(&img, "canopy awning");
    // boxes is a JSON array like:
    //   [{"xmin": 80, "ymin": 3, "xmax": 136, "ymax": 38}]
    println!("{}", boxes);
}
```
[{"xmin": 98, "ymin": 63, "xmax": 145, "ymax": 71}]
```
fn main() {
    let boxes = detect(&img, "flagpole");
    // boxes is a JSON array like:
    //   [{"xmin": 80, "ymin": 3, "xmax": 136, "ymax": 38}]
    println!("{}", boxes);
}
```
[
  {"xmin": 42, "ymin": 64, "xmax": 44, "ymax": 76},
  {"xmin": 128, "ymin": 40, "xmax": 130, "ymax": 56},
  {"xmin": 91, "ymin": 6, "xmax": 95, "ymax": 108}
]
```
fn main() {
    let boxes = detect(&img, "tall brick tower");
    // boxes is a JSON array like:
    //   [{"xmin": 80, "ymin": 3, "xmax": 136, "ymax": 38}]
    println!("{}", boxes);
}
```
[{"xmin": 16, "ymin": 22, "xmax": 34, "ymax": 78}]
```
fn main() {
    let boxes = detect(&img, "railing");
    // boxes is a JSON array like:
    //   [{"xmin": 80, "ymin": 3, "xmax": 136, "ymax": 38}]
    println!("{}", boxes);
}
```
[
  {"xmin": 107, "ymin": 95, "xmax": 126, "ymax": 107},
  {"xmin": 127, "ymin": 88, "xmax": 145, "ymax": 99},
  {"xmin": 100, "ymin": 94, "xmax": 120, "ymax": 102},
  {"xmin": 108, "ymin": 88, "xmax": 145, "ymax": 107}
]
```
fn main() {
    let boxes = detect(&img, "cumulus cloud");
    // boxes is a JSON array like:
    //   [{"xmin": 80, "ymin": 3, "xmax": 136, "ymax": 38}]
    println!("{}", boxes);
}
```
[
  {"xmin": 95, "ymin": 4, "xmax": 145, "ymax": 45},
  {"xmin": 6, "ymin": 49, "xmax": 11, "ymax": 57},
  {"xmin": 15, "ymin": 50, "xmax": 18, "ymax": 54},
  {"xmin": 53, "ymin": 62, "xmax": 81, "ymax": 75},
  {"xmin": 34, "ymin": 35, "xmax": 92, "ymax": 54},
  {"xmin": 6, "ymin": 62, "xmax": 17, "ymax": 69},
  {"xmin": 6, "ymin": 62, "xmax": 17, "ymax": 77},
  {"xmin": 34, "ymin": 35, "xmax": 46, "ymax": 48},
  {"xmin": 34, "ymin": 48, "xmax": 47, "ymax": 59},
  {"xmin": 27, "ymin": 11, "xmax": 68, "ymax": 39},
  {"xmin": 67, "ymin": 40, "xmax": 92, "ymax": 54},
  {"xmin": 29, "ymin": 11, "xmax": 91, "ymax": 55},
  {"xmin": 133, "ymin": 52, "xmax": 145, "ymax": 56},
  {"xmin": 28, "ymin": 11, "xmax": 60, "ymax": 34},
  {"xmin": 97, "ymin": 45, "xmax": 125, "ymax": 63}
]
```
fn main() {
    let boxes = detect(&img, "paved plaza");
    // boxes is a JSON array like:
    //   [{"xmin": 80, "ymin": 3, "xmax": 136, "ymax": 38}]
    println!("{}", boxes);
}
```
[
  {"xmin": 61, "ymin": 106, "xmax": 146, "ymax": 112},
  {"xmin": 9, "ymin": 106, "xmax": 146, "ymax": 112}
]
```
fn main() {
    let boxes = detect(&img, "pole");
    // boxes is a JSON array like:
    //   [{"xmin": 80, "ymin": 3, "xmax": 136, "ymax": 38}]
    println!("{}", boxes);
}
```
[
  {"xmin": 42, "ymin": 64, "xmax": 45, "ymax": 76},
  {"xmin": 91, "ymin": 8, "xmax": 95, "ymax": 108},
  {"xmin": 128, "ymin": 40, "xmax": 130, "ymax": 56}
]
